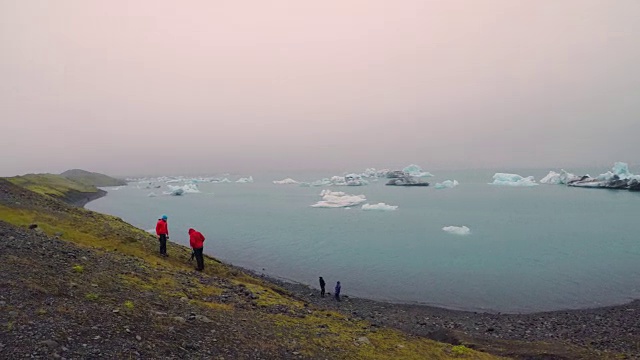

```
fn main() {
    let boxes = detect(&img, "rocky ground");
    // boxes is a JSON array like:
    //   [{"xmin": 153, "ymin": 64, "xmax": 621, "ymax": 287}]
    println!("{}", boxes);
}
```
[
  {"xmin": 273, "ymin": 279, "xmax": 640, "ymax": 358},
  {"xmin": 0, "ymin": 221, "xmax": 295, "ymax": 359}
]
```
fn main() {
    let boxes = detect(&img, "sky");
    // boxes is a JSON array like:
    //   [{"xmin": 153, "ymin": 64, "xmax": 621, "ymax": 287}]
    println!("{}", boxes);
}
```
[{"xmin": 1, "ymin": 0, "xmax": 639, "ymax": 176}]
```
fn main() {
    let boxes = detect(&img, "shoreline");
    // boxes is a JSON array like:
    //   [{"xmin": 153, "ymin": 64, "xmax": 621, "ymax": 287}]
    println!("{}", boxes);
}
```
[
  {"xmin": 251, "ymin": 269, "xmax": 640, "ymax": 356},
  {"xmin": 84, "ymin": 191, "xmax": 640, "ymax": 356}
]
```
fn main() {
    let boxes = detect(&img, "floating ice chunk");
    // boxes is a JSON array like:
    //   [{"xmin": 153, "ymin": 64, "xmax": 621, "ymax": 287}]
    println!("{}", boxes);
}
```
[
  {"xmin": 273, "ymin": 178, "xmax": 299, "ymax": 184},
  {"xmin": 218, "ymin": 178, "xmax": 231, "ymax": 183},
  {"xmin": 167, "ymin": 184, "xmax": 200, "ymax": 193},
  {"xmin": 236, "ymin": 176, "xmax": 254, "ymax": 183},
  {"xmin": 596, "ymin": 162, "xmax": 638, "ymax": 181},
  {"xmin": 540, "ymin": 171, "xmax": 561, "ymax": 184},
  {"xmin": 311, "ymin": 190, "xmax": 367, "ymax": 208},
  {"xmin": 490, "ymin": 173, "xmax": 538, "ymax": 187},
  {"xmin": 403, "ymin": 164, "xmax": 434, "ymax": 178},
  {"xmin": 166, "ymin": 188, "xmax": 184, "ymax": 196},
  {"xmin": 442, "ymin": 226, "xmax": 471, "ymax": 235},
  {"xmin": 309, "ymin": 178, "xmax": 332, "ymax": 187},
  {"xmin": 147, "ymin": 192, "xmax": 157, "ymax": 197},
  {"xmin": 344, "ymin": 174, "xmax": 369, "ymax": 186},
  {"xmin": 434, "ymin": 180, "xmax": 459, "ymax": 189},
  {"xmin": 362, "ymin": 203, "xmax": 398, "ymax": 211}
]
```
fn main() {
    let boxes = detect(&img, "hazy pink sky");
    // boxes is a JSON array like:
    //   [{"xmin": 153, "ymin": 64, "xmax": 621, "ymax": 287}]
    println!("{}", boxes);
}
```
[{"xmin": 2, "ymin": 0, "xmax": 639, "ymax": 176}]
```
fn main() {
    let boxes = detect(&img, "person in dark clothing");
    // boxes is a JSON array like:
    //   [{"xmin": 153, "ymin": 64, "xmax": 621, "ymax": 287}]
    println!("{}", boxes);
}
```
[
  {"xmin": 319, "ymin": 277, "xmax": 326, "ymax": 297},
  {"xmin": 155, "ymin": 215, "xmax": 169, "ymax": 256},
  {"xmin": 334, "ymin": 281, "xmax": 341, "ymax": 302},
  {"xmin": 189, "ymin": 228, "xmax": 206, "ymax": 271}
]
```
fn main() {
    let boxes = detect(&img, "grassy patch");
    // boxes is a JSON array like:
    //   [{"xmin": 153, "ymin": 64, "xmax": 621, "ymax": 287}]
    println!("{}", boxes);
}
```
[
  {"xmin": 72, "ymin": 265, "xmax": 84, "ymax": 273},
  {"xmin": 8, "ymin": 174, "xmax": 97, "ymax": 198},
  {"xmin": 451, "ymin": 345, "xmax": 473, "ymax": 357},
  {"xmin": 85, "ymin": 293, "xmax": 99, "ymax": 301}
]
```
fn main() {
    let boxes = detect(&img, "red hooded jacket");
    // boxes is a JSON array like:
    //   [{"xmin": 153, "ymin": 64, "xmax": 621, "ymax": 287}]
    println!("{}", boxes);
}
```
[
  {"xmin": 189, "ymin": 228, "xmax": 205, "ymax": 249},
  {"xmin": 156, "ymin": 219, "xmax": 168, "ymax": 236}
]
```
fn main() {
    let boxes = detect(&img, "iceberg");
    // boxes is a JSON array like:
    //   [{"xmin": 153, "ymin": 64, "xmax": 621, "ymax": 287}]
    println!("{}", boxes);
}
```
[
  {"xmin": 490, "ymin": 173, "xmax": 538, "ymax": 187},
  {"xmin": 596, "ymin": 162, "xmax": 638, "ymax": 181},
  {"xmin": 442, "ymin": 226, "xmax": 471, "ymax": 236},
  {"xmin": 434, "ymin": 180, "xmax": 459, "ymax": 189},
  {"xmin": 540, "ymin": 171, "xmax": 561, "ymax": 185},
  {"xmin": 402, "ymin": 164, "xmax": 434, "ymax": 178},
  {"xmin": 566, "ymin": 162, "xmax": 640, "ymax": 190},
  {"xmin": 147, "ymin": 192, "xmax": 157, "ymax": 197},
  {"xmin": 236, "ymin": 176, "xmax": 254, "ymax": 183},
  {"xmin": 167, "ymin": 184, "xmax": 200, "ymax": 193},
  {"xmin": 167, "ymin": 188, "xmax": 184, "ymax": 196},
  {"xmin": 273, "ymin": 178, "xmax": 299, "ymax": 185},
  {"xmin": 362, "ymin": 203, "xmax": 398, "ymax": 211},
  {"xmin": 541, "ymin": 170, "xmax": 582, "ymax": 185},
  {"xmin": 311, "ymin": 190, "xmax": 367, "ymax": 208},
  {"xmin": 386, "ymin": 175, "xmax": 429, "ymax": 186},
  {"xmin": 299, "ymin": 175, "xmax": 368, "ymax": 187}
]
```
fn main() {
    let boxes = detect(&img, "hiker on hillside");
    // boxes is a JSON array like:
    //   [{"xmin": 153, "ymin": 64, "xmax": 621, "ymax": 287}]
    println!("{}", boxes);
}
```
[
  {"xmin": 334, "ymin": 281, "xmax": 341, "ymax": 302},
  {"xmin": 319, "ymin": 277, "xmax": 326, "ymax": 297},
  {"xmin": 155, "ymin": 215, "xmax": 169, "ymax": 257},
  {"xmin": 189, "ymin": 228, "xmax": 206, "ymax": 271}
]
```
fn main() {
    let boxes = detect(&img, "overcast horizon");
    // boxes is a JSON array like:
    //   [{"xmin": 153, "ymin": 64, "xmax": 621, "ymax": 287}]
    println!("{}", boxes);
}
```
[{"xmin": 2, "ymin": 1, "xmax": 639, "ymax": 177}]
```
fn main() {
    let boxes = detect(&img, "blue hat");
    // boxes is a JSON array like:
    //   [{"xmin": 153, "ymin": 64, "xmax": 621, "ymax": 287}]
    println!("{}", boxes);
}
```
[{"xmin": 161, "ymin": 214, "xmax": 168, "ymax": 220}]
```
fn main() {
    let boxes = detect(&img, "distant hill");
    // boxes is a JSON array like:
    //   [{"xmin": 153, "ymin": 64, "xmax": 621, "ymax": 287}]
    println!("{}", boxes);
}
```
[
  {"xmin": 7, "ymin": 173, "xmax": 105, "ymax": 206},
  {"xmin": 61, "ymin": 169, "xmax": 127, "ymax": 187}
]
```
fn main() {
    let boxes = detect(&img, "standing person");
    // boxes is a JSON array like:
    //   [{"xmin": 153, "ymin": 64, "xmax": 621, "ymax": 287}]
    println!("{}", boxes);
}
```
[
  {"xmin": 156, "ymin": 215, "xmax": 169, "ymax": 257},
  {"xmin": 189, "ymin": 228, "xmax": 206, "ymax": 271},
  {"xmin": 319, "ymin": 277, "xmax": 326, "ymax": 297},
  {"xmin": 334, "ymin": 281, "xmax": 341, "ymax": 302}
]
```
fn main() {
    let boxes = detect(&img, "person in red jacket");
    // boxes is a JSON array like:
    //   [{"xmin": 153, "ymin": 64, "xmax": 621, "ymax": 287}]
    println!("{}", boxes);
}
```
[
  {"xmin": 189, "ymin": 228, "xmax": 205, "ymax": 271},
  {"xmin": 156, "ymin": 215, "xmax": 169, "ymax": 256}
]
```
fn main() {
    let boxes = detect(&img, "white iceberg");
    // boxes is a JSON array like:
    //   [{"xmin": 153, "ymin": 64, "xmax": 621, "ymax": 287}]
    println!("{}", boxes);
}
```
[
  {"xmin": 273, "ymin": 178, "xmax": 299, "ymax": 185},
  {"xmin": 147, "ymin": 192, "xmax": 157, "ymax": 197},
  {"xmin": 236, "ymin": 176, "xmax": 254, "ymax": 183},
  {"xmin": 299, "ymin": 178, "xmax": 332, "ymax": 187},
  {"xmin": 403, "ymin": 164, "xmax": 434, "ymax": 178},
  {"xmin": 218, "ymin": 178, "xmax": 232, "ymax": 183},
  {"xmin": 490, "ymin": 173, "xmax": 538, "ymax": 187},
  {"xmin": 362, "ymin": 203, "xmax": 398, "ymax": 211},
  {"xmin": 540, "ymin": 171, "xmax": 561, "ymax": 184},
  {"xmin": 434, "ymin": 180, "xmax": 459, "ymax": 189},
  {"xmin": 442, "ymin": 226, "xmax": 471, "ymax": 236},
  {"xmin": 311, "ymin": 190, "xmax": 367, "ymax": 208},
  {"xmin": 541, "ymin": 170, "xmax": 581, "ymax": 185}
]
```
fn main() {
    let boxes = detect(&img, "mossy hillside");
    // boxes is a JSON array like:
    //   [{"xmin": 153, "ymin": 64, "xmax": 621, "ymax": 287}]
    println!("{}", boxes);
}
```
[
  {"xmin": 60, "ymin": 169, "xmax": 127, "ymax": 187},
  {"xmin": 0, "ymin": 181, "xmax": 505, "ymax": 359},
  {"xmin": 8, "ymin": 174, "xmax": 98, "ymax": 198}
]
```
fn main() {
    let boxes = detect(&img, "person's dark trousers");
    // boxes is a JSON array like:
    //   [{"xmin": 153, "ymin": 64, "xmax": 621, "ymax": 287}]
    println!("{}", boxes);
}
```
[
  {"xmin": 159, "ymin": 234, "xmax": 167, "ymax": 255},
  {"xmin": 321, "ymin": 287, "xmax": 325, "ymax": 297},
  {"xmin": 335, "ymin": 293, "xmax": 340, "ymax": 302},
  {"xmin": 194, "ymin": 247, "xmax": 204, "ymax": 271}
]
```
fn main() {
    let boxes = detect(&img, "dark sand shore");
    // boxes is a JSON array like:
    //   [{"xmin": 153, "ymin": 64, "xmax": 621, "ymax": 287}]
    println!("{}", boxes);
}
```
[{"xmin": 254, "ymin": 273, "xmax": 640, "ymax": 358}]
